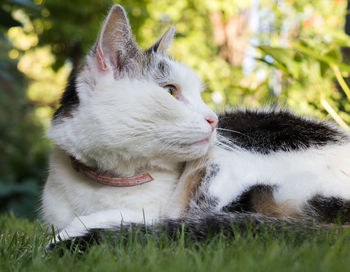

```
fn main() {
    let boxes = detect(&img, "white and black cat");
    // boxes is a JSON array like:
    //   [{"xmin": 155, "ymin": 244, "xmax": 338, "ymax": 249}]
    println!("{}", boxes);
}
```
[{"xmin": 42, "ymin": 5, "xmax": 350, "ymax": 245}]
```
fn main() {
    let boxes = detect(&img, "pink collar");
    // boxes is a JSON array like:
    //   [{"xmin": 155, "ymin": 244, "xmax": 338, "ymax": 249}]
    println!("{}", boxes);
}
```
[{"xmin": 70, "ymin": 156, "xmax": 154, "ymax": 187}]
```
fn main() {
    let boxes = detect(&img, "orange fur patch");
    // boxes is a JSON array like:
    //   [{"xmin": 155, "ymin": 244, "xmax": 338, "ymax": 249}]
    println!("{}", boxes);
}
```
[
  {"xmin": 249, "ymin": 188, "xmax": 299, "ymax": 218},
  {"xmin": 178, "ymin": 155, "xmax": 209, "ymax": 214}
]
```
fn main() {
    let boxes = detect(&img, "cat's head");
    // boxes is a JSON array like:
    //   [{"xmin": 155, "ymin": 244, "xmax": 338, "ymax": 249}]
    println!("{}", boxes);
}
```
[{"xmin": 49, "ymin": 5, "xmax": 218, "ymax": 170}]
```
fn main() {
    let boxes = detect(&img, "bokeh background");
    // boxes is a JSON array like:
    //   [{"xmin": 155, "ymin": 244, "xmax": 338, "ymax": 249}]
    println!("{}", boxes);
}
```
[{"xmin": 1, "ymin": 0, "xmax": 350, "ymax": 220}]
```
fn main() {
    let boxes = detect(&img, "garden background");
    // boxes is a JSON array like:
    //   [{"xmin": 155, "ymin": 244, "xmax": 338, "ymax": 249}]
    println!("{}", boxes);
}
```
[{"xmin": 1, "ymin": 0, "xmax": 350, "ymax": 220}]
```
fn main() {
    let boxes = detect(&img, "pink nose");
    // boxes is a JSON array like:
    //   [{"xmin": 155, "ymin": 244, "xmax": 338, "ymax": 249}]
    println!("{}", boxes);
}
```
[{"xmin": 205, "ymin": 114, "xmax": 218, "ymax": 132}]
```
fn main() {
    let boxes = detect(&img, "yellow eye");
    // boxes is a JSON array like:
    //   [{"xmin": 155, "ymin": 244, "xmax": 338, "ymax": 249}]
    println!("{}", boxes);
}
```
[{"xmin": 164, "ymin": 84, "xmax": 177, "ymax": 98}]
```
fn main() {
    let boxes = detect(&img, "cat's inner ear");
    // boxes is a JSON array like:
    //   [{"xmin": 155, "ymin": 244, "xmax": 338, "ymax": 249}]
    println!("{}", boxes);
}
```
[
  {"xmin": 148, "ymin": 26, "xmax": 175, "ymax": 55},
  {"xmin": 95, "ymin": 4, "xmax": 137, "ymax": 71}
]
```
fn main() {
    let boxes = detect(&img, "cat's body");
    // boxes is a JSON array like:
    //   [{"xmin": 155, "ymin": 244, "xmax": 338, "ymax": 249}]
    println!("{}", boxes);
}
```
[
  {"xmin": 199, "ymin": 110, "xmax": 350, "ymax": 220},
  {"xmin": 43, "ymin": 5, "xmax": 350, "ymax": 244}
]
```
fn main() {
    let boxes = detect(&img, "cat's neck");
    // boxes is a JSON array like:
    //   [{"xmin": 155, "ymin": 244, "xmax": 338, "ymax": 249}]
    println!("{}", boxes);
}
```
[{"xmin": 54, "ymin": 146, "xmax": 184, "ymax": 180}]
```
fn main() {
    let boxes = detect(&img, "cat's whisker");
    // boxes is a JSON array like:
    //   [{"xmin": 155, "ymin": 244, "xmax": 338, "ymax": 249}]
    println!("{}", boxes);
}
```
[
  {"xmin": 214, "ymin": 135, "xmax": 241, "ymax": 152},
  {"xmin": 216, "ymin": 128, "xmax": 252, "ymax": 139},
  {"xmin": 215, "ymin": 141, "xmax": 237, "ymax": 152}
]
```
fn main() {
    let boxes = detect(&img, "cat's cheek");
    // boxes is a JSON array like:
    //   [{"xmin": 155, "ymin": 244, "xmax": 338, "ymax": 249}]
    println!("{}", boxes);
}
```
[{"xmin": 176, "ymin": 93, "xmax": 187, "ymax": 104}]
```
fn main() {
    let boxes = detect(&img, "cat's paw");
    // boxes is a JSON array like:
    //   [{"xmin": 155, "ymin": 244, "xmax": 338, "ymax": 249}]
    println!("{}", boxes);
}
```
[{"xmin": 46, "ymin": 217, "xmax": 90, "ymax": 251}]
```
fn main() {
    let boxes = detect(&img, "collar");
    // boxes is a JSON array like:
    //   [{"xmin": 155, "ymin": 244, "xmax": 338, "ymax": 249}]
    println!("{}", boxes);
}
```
[{"xmin": 70, "ymin": 156, "xmax": 154, "ymax": 187}]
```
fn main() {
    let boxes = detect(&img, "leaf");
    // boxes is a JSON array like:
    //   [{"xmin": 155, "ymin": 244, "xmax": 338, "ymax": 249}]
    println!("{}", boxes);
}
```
[
  {"xmin": 293, "ymin": 43, "xmax": 350, "ymax": 72},
  {"xmin": 258, "ymin": 46, "xmax": 300, "ymax": 79}
]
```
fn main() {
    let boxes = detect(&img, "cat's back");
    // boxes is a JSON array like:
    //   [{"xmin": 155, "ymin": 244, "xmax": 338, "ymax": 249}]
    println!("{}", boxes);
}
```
[{"xmin": 217, "ymin": 108, "xmax": 349, "ymax": 154}]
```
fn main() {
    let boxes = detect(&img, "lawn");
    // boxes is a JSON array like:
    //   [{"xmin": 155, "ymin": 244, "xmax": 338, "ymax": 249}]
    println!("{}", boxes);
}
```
[{"xmin": 1, "ymin": 213, "xmax": 350, "ymax": 272}]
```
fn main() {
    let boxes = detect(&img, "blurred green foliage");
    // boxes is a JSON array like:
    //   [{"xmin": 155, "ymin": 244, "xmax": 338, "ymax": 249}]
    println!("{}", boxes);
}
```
[
  {"xmin": 0, "ymin": 1, "xmax": 49, "ymax": 219},
  {"xmin": 0, "ymin": 0, "xmax": 349, "ymax": 219}
]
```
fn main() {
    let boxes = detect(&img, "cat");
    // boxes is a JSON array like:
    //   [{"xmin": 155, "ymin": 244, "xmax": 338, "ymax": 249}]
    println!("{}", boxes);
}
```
[
  {"xmin": 42, "ymin": 4, "xmax": 350, "ymax": 245},
  {"xmin": 42, "ymin": 4, "xmax": 219, "ymax": 236}
]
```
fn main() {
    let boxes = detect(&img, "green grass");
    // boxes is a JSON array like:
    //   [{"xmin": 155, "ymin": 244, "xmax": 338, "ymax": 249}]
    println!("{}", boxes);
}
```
[{"xmin": 1, "ymin": 213, "xmax": 350, "ymax": 272}]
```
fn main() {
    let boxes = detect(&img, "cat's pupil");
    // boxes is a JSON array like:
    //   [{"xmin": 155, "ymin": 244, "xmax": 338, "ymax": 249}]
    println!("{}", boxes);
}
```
[{"xmin": 164, "ymin": 84, "xmax": 177, "ymax": 98}]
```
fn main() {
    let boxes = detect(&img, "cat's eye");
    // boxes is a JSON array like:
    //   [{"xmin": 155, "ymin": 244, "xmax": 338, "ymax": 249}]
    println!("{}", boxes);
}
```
[{"xmin": 164, "ymin": 84, "xmax": 177, "ymax": 98}]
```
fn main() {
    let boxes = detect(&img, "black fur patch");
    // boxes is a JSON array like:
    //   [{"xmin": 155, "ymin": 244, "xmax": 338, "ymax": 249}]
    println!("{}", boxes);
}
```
[
  {"xmin": 53, "ymin": 69, "xmax": 80, "ymax": 120},
  {"xmin": 307, "ymin": 195, "xmax": 350, "ymax": 224},
  {"xmin": 49, "ymin": 212, "xmax": 321, "ymax": 252},
  {"xmin": 202, "ymin": 163, "xmax": 220, "ymax": 185},
  {"xmin": 222, "ymin": 184, "xmax": 275, "ymax": 213},
  {"xmin": 218, "ymin": 109, "xmax": 347, "ymax": 154}
]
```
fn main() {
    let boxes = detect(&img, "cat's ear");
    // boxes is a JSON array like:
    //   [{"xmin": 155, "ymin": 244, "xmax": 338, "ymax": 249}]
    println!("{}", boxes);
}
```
[
  {"xmin": 148, "ymin": 26, "xmax": 175, "ymax": 55},
  {"xmin": 94, "ymin": 4, "xmax": 137, "ymax": 71}
]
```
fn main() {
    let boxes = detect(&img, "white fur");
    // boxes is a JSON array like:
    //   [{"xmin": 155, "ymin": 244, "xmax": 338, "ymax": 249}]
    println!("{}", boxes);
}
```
[
  {"xmin": 209, "ymin": 142, "xmax": 350, "ymax": 212},
  {"xmin": 42, "ymin": 147, "xmax": 184, "ymax": 230}
]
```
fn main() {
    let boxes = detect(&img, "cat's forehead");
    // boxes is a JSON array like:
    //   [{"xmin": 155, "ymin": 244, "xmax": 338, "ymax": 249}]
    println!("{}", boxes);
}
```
[
  {"xmin": 144, "ymin": 52, "xmax": 202, "ymax": 92},
  {"xmin": 143, "ymin": 52, "xmax": 172, "ymax": 84}
]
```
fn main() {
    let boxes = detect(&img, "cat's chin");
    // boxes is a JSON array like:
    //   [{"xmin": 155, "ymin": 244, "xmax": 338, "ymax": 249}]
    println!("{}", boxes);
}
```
[{"xmin": 176, "ymin": 138, "xmax": 213, "ymax": 161}]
